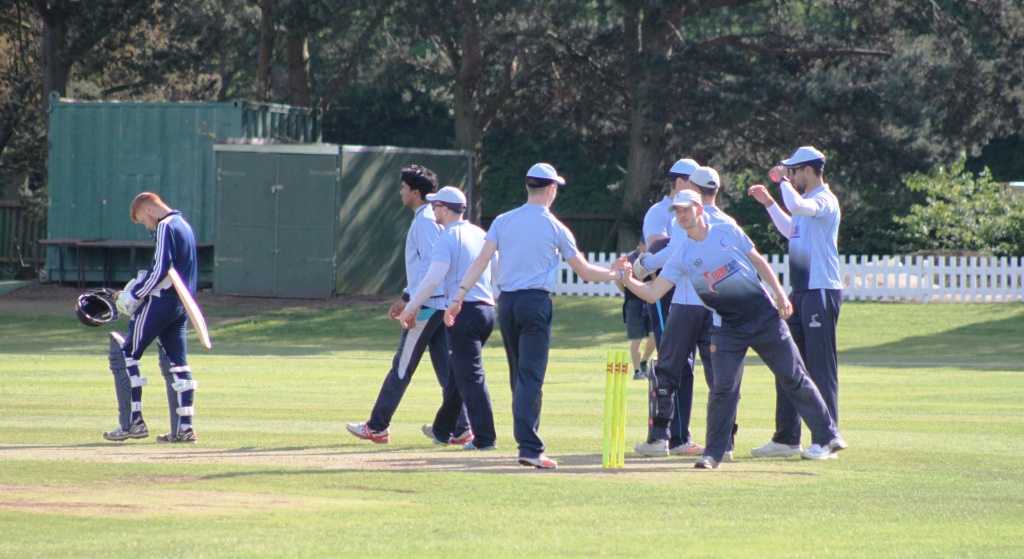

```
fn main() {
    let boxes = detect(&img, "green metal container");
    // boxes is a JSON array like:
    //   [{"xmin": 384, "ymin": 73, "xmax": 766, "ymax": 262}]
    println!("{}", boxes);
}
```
[{"xmin": 45, "ymin": 93, "xmax": 319, "ymax": 284}]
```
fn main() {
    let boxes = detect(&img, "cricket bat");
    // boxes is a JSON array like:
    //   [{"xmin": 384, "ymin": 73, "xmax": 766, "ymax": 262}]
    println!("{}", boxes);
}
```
[{"xmin": 167, "ymin": 268, "xmax": 212, "ymax": 350}]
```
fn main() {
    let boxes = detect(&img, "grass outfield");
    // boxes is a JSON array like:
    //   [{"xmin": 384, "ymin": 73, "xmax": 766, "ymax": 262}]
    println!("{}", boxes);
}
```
[{"xmin": 1, "ymin": 297, "xmax": 1023, "ymax": 558}]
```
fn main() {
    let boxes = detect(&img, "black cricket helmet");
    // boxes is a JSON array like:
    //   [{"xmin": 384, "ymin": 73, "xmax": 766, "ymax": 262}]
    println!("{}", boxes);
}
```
[{"xmin": 76, "ymin": 288, "xmax": 120, "ymax": 327}]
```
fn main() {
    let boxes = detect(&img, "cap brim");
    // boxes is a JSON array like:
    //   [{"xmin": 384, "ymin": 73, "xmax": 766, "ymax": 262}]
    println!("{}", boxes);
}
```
[
  {"xmin": 527, "ymin": 175, "xmax": 566, "ymax": 186},
  {"xmin": 780, "ymin": 156, "xmax": 824, "ymax": 166},
  {"xmin": 668, "ymin": 203, "xmax": 699, "ymax": 211}
]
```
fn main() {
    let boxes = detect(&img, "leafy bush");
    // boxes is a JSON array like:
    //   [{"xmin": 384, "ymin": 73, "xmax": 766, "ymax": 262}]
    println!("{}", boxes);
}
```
[{"xmin": 894, "ymin": 159, "xmax": 1024, "ymax": 256}]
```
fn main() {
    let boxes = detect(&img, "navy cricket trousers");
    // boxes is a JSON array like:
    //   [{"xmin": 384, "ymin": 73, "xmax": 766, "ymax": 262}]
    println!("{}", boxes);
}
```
[
  {"xmin": 368, "ymin": 308, "xmax": 469, "ymax": 435},
  {"xmin": 705, "ymin": 312, "xmax": 839, "ymax": 461},
  {"xmin": 772, "ymin": 288, "xmax": 842, "ymax": 445},
  {"xmin": 649, "ymin": 304, "xmax": 713, "ymax": 445},
  {"xmin": 431, "ymin": 302, "xmax": 497, "ymax": 448},
  {"xmin": 497, "ymin": 289, "xmax": 552, "ymax": 459},
  {"xmin": 121, "ymin": 294, "xmax": 191, "ymax": 428}
]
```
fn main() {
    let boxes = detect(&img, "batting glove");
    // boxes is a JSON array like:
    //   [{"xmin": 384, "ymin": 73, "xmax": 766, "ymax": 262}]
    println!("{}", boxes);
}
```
[{"xmin": 116, "ymin": 291, "xmax": 140, "ymax": 315}]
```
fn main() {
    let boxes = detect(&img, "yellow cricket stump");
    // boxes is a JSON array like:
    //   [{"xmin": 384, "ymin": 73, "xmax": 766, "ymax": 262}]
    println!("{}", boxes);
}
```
[{"xmin": 602, "ymin": 350, "xmax": 629, "ymax": 468}]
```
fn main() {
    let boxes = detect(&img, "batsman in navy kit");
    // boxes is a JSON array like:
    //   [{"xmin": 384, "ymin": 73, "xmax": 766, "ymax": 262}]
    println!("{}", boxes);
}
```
[
  {"xmin": 616, "ymin": 189, "xmax": 847, "ymax": 468},
  {"xmin": 447, "ymin": 163, "xmax": 623, "ymax": 469},
  {"xmin": 748, "ymin": 146, "xmax": 843, "ymax": 458},
  {"xmin": 347, "ymin": 165, "xmax": 471, "ymax": 445},
  {"xmin": 400, "ymin": 186, "xmax": 498, "ymax": 450},
  {"xmin": 99, "ymin": 192, "xmax": 199, "ymax": 443}
]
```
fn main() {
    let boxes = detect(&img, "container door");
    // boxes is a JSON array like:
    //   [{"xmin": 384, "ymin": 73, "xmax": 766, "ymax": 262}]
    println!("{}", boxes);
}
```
[
  {"xmin": 214, "ymin": 152, "xmax": 277, "ymax": 296},
  {"xmin": 274, "ymin": 154, "xmax": 337, "ymax": 298}
]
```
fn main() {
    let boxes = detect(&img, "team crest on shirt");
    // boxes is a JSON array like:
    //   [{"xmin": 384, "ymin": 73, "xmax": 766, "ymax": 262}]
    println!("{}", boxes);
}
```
[
  {"xmin": 790, "ymin": 224, "xmax": 801, "ymax": 238},
  {"xmin": 719, "ymin": 238, "xmax": 729, "ymax": 251},
  {"xmin": 809, "ymin": 314, "xmax": 822, "ymax": 328},
  {"xmin": 702, "ymin": 260, "xmax": 741, "ymax": 293},
  {"xmin": 693, "ymin": 258, "xmax": 703, "ymax": 268}
]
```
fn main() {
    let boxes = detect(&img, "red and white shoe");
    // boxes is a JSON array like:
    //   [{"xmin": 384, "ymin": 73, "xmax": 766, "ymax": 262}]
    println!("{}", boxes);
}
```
[
  {"xmin": 518, "ymin": 454, "xmax": 558, "ymax": 469},
  {"xmin": 449, "ymin": 429, "xmax": 474, "ymax": 446},
  {"xmin": 346, "ymin": 422, "xmax": 390, "ymax": 444}
]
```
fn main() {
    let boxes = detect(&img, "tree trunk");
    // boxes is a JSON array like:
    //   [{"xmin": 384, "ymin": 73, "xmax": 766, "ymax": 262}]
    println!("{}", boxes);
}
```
[
  {"xmin": 0, "ymin": 79, "xmax": 33, "ymax": 158},
  {"xmin": 286, "ymin": 28, "xmax": 313, "ymax": 107},
  {"xmin": 452, "ymin": 0, "xmax": 485, "ymax": 223},
  {"xmin": 617, "ymin": 3, "xmax": 680, "ymax": 251},
  {"xmin": 620, "ymin": 98, "xmax": 668, "ymax": 249},
  {"xmin": 256, "ymin": 0, "xmax": 276, "ymax": 102},
  {"xmin": 37, "ymin": 4, "xmax": 70, "ymax": 127}
]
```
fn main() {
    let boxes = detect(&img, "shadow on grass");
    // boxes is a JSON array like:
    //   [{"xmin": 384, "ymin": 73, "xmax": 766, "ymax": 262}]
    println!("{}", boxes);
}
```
[{"xmin": 838, "ymin": 312, "xmax": 1024, "ymax": 366}]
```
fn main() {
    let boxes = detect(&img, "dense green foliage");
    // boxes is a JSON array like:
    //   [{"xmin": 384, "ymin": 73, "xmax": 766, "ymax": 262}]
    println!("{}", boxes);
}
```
[
  {"xmin": 2, "ymin": 0, "xmax": 1023, "ymax": 254},
  {"xmin": 894, "ymin": 159, "xmax": 1024, "ymax": 256}
]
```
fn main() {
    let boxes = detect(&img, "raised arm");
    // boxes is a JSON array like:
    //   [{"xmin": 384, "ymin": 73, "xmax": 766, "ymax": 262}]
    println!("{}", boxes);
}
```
[
  {"xmin": 779, "ymin": 179, "xmax": 817, "ymax": 217},
  {"xmin": 748, "ymin": 184, "xmax": 793, "ymax": 238}
]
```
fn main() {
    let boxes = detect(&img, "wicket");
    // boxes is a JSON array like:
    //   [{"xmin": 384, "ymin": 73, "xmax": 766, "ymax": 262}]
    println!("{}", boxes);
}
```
[{"xmin": 602, "ymin": 350, "xmax": 628, "ymax": 468}]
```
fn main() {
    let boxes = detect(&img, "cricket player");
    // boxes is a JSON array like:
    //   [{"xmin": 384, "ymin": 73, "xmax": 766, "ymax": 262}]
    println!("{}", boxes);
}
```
[
  {"xmin": 747, "ymin": 146, "xmax": 843, "ymax": 458},
  {"xmin": 616, "ymin": 189, "xmax": 847, "ymax": 468},
  {"xmin": 632, "ymin": 167, "xmax": 739, "ymax": 458},
  {"xmin": 399, "ymin": 186, "xmax": 498, "ymax": 450},
  {"xmin": 346, "ymin": 165, "xmax": 471, "ymax": 445},
  {"xmin": 641, "ymin": 158, "xmax": 699, "ymax": 347},
  {"xmin": 446, "ymin": 163, "xmax": 624, "ymax": 469},
  {"xmin": 103, "ymin": 192, "xmax": 198, "ymax": 443}
]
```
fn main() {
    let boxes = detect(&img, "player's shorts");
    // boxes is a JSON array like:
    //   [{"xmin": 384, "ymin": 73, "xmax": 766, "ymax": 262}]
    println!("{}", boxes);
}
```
[{"xmin": 624, "ymin": 299, "xmax": 652, "ymax": 339}]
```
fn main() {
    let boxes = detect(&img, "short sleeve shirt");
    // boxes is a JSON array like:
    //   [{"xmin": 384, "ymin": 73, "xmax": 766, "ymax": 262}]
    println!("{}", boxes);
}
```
[
  {"xmin": 431, "ymin": 220, "xmax": 494, "ymax": 305},
  {"xmin": 659, "ymin": 219, "xmax": 776, "ymax": 326},
  {"xmin": 485, "ymin": 204, "xmax": 579, "ymax": 293},
  {"xmin": 642, "ymin": 197, "xmax": 674, "ymax": 242},
  {"xmin": 406, "ymin": 204, "xmax": 446, "ymax": 308}
]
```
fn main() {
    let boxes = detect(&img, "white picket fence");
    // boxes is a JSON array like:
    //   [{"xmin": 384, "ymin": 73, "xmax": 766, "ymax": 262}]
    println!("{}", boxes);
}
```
[{"xmin": 556, "ymin": 253, "xmax": 1024, "ymax": 303}]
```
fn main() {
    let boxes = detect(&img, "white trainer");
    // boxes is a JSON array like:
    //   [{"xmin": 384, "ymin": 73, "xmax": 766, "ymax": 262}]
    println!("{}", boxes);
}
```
[
  {"xmin": 421, "ymin": 424, "xmax": 448, "ymax": 445},
  {"xmin": 751, "ymin": 440, "xmax": 802, "ymax": 457},
  {"xmin": 103, "ymin": 421, "xmax": 148, "ymax": 441},
  {"xmin": 828, "ymin": 436, "xmax": 848, "ymax": 454},
  {"xmin": 801, "ymin": 443, "xmax": 838, "ymax": 460},
  {"xmin": 694, "ymin": 456, "xmax": 720, "ymax": 469},
  {"xmin": 634, "ymin": 439, "xmax": 669, "ymax": 457}
]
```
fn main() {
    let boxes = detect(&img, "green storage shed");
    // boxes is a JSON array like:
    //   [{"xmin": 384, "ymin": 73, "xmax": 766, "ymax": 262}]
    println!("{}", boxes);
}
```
[
  {"xmin": 44, "ymin": 94, "xmax": 319, "ymax": 285},
  {"xmin": 213, "ymin": 144, "xmax": 474, "ymax": 298}
]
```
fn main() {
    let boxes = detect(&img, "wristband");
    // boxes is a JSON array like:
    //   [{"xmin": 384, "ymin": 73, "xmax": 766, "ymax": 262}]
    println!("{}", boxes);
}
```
[
  {"xmin": 401, "ymin": 292, "xmax": 411, "ymax": 302},
  {"xmin": 618, "ymin": 269, "xmax": 625, "ymax": 281}
]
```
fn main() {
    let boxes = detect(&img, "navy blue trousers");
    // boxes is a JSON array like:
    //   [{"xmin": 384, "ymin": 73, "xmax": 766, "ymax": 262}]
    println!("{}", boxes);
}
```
[
  {"xmin": 121, "ymin": 293, "xmax": 191, "ymax": 427},
  {"xmin": 649, "ymin": 304, "xmax": 713, "ymax": 446},
  {"xmin": 646, "ymin": 289, "xmax": 690, "ymax": 444},
  {"xmin": 497, "ymin": 290, "xmax": 552, "ymax": 459},
  {"xmin": 705, "ymin": 312, "xmax": 838, "ymax": 461},
  {"xmin": 772, "ymin": 289, "xmax": 842, "ymax": 445},
  {"xmin": 431, "ymin": 302, "xmax": 497, "ymax": 448},
  {"xmin": 368, "ymin": 309, "xmax": 469, "ymax": 435}
]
